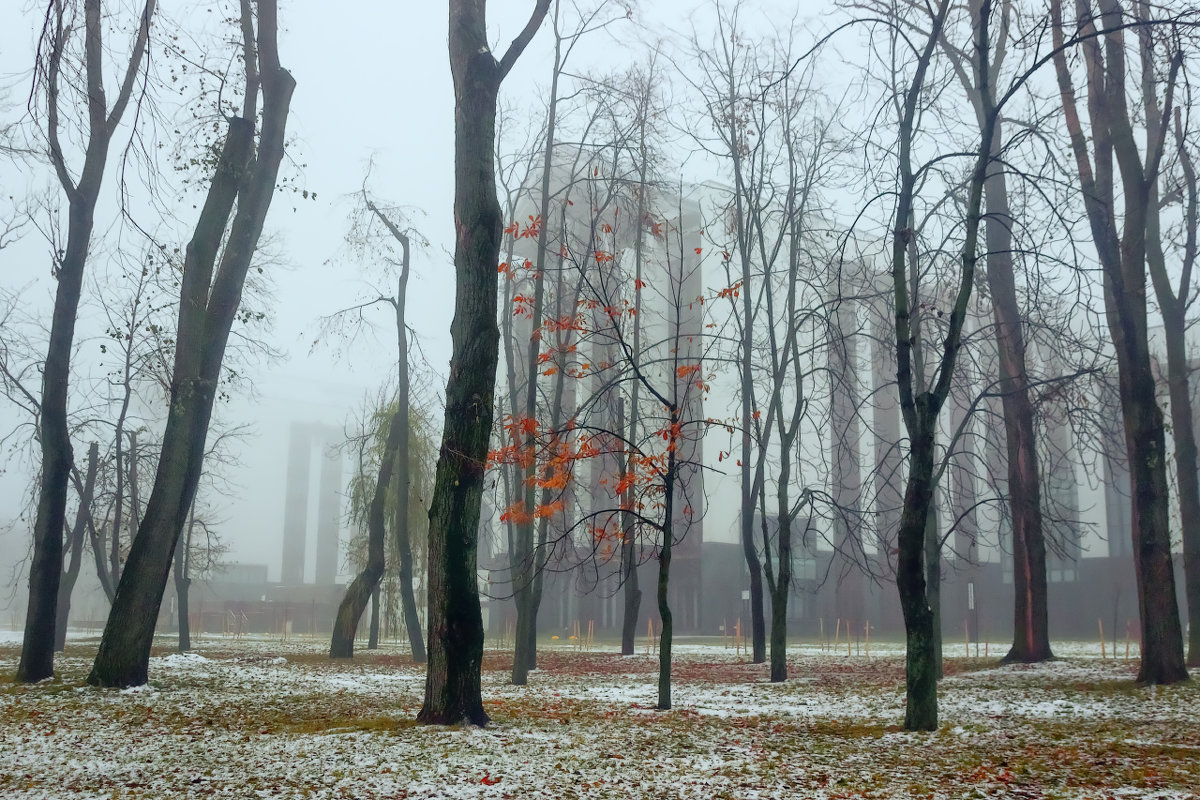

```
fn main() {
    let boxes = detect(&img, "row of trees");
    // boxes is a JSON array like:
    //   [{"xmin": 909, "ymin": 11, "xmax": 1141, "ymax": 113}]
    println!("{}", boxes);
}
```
[
  {"xmin": 421, "ymin": 0, "xmax": 1200, "ymax": 731},
  {"xmin": 7, "ymin": 0, "xmax": 1199, "ymax": 739}
]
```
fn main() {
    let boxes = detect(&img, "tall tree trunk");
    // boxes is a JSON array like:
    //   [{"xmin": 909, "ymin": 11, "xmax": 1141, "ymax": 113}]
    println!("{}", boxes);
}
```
[
  {"xmin": 1049, "ymin": 0, "xmax": 1186, "ymax": 684},
  {"xmin": 618, "ymin": 393, "xmax": 641, "ymax": 657},
  {"xmin": 368, "ymin": 585, "xmax": 381, "ymax": 649},
  {"xmin": 174, "ymin": 501, "xmax": 195, "ymax": 652},
  {"xmin": 510, "ymin": 0, "xmax": 563, "ymax": 687},
  {"xmin": 55, "ymin": 443, "xmax": 99, "ymax": 652},
  {"xmin": 362, "ymin": 196, "xmax": 425, "ymax": 664},
  {"xmin": 986, "ymin": 125, "xmax": 1052, "ymax": 664},
  {"xmin": 898, "ymin": 411, "xmax": 938, "ymax": 730},
  {"xmin": 88, "ymin": 3, "xmax": 292, "ymax": 687},
  {"xmin": 18, "ymin": 0, "xmax": 155, "ymax": 684},
  {"xmin": 768, "ymin": 493, "xmax": 793, "ymax": 683},
  {"xmin": 924, "ymin": 502, "xmax": 943, "ymax": 679},
  {"xmin": 421, "ymin": 0, "xmax": 550, "ymax": 726},
  {"xmin": 1147, "ymin": 80, "xmax": 1200, "ymax": 668},
  {"xmin": 656, "ymin": 433, "xmax": 678, "ymax": 711}
]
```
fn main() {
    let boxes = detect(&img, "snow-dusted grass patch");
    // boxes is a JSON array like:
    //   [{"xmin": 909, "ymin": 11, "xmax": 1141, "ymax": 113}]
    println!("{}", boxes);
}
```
[{"xmin": 2, "ymin": 633, "xmax": 1198, "ymax": 798}]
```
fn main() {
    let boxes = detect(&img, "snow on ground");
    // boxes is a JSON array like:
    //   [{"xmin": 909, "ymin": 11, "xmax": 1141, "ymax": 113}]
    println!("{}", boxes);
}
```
[{"xmin": 2, "ymin": 632, "xmax": 1198, "ymax": 799}]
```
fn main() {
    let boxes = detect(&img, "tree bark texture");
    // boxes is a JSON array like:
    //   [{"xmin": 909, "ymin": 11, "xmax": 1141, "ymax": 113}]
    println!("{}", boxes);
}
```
[
  {"xmin": 420, "ymin": 0, "xmax": 549, "ymax": 725},
  {"xmin": 656, "ymin": 448, "xmax": 678, "ymax": 710}
]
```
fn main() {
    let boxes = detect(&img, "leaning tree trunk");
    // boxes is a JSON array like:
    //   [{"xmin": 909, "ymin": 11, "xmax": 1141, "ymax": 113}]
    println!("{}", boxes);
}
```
[
  {"xmin": 55, "ymin": 443, "xmax": 99, "ymax": 652},
  {"xmin": 331, "ymin": 405, "xmax": 403, "ymax": 658},
  {"xmin": 88, "ymin": 6, "xmax": 293, "ymax": 687}
]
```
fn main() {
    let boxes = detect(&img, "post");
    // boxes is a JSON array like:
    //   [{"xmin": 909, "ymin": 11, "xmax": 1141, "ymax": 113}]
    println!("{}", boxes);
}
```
[
  {"xmin": 1099, "ymin": 618, "xmax": 1106, "ymax": 659},
  {"xmin": 819, "ymin": 618, "xmax": 824, "ymax": 651},
  {"xmin": 1125, "ymin": 620, "xmax": 1131, "ymax": 660},
  {"xmin": 865, "ymin": 620, "xmax": 870, "ymax": 658},
  {"xmin": 834, "ymin": 618, "xmax": 841, "ymax": 651},
  {"xmin": 965, "ymin": 618, "xmax": 970, "ymax": 657}
]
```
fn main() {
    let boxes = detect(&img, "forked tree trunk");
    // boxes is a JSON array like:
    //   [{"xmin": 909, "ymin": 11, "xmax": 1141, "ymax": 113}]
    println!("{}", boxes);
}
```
[
  {"xmin": 19, "ymin": 0, "xmax": 155, "ymax": 685},
  {"xmin": 420, "ymin": 0, "xmax": 550, "ymax": 726},
  {"xmin": 1049, "ymin": 0, "xmax": 1187, "ymax": 684},
  {"xmin": 88, "ymin": 2, "xmax": 292, "ymax": 687},
  {"xmin": 890, "ymin": 0, "xmax": 985, "ymax": 731},
  {"xmin": 55, "ymin": 443, "xmax": 99, "ymax": 652}
]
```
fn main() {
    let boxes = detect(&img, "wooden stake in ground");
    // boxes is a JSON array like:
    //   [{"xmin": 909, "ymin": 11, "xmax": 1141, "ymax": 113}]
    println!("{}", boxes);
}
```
[
  {"xmin": 865, "ymin": 620, "xmax": 870, "ymax": 658},
  {"xmin": 1099, "ymin": 618, "xmax": 1106, "ymax": 659},
  {"xmin": 834, "ymin": 618, "xmax": 841, "ymax": 652},
  {"xmin": 1126, "ymin": 620, "xmax": 1131, "ymax": 661},
  {"xmin": 820, "ymin": 618, "xmax": 824, "ymax": 651},
  {"xmin": 847, "ymin": 620, "xmax": 852, "ymax": 657},
  {"xmin": 965, "ymin": 618, "xmax": 970, "ymax": 657}
]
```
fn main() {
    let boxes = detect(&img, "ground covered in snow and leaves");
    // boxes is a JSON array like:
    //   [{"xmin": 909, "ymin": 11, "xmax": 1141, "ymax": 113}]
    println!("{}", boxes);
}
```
[{"xmin": 2, "ymin": 632, "xmax": 1199, "ymax": 799}]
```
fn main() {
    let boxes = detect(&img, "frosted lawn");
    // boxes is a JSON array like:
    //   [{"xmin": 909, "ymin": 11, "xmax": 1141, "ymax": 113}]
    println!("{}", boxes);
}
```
[{"xmin": 3, "ymin": 634, "xmax": 1199, "ymax": 799}]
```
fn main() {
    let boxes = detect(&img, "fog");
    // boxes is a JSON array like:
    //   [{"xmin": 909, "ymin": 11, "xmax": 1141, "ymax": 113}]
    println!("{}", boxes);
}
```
[{"xmin": 0, "ymin": 0, "xmax": 752, "ymax": 600}]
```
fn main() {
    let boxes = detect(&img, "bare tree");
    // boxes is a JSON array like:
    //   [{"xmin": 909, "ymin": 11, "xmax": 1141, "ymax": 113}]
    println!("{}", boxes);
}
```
[
  {"xmin": 1049, "ymin": 0, "xmax": 1189, "ymax": 684},
  {"xmin": 88, "ymin": 0, "xmax": 294, "ymax": 688},
  {"xmin": 328, "ymin": 188, "xmax": 424, "ymax": 661},
  {"xmin": 17, "ymin": 0, "xmax": 156, "ymax": 684},
  {"xmin": 420, "ymin": 0, "xmax": 550, "ymax": 726}
]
